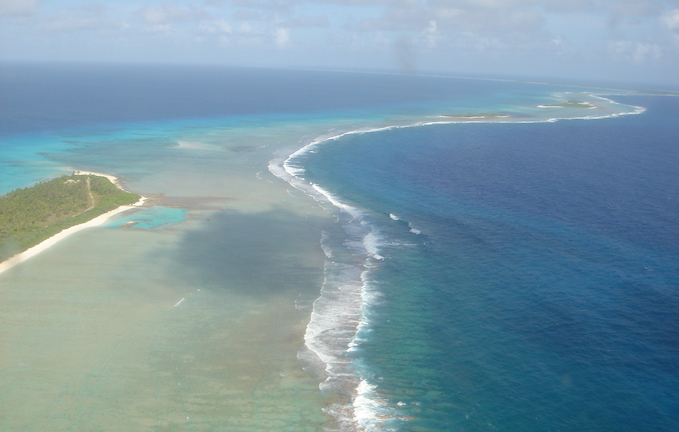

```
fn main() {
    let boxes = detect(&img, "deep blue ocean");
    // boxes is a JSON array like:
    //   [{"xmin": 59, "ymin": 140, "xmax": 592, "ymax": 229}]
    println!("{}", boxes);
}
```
[
  {"xmin": 300, "ymin": 95, "xmax": 679, "ymax": 431},
  {"xmin": 1, "ymin": 63, "xmax": 678, "ymax": 431}
]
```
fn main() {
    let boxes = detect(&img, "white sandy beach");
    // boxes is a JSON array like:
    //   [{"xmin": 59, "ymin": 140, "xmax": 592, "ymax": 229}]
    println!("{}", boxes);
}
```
[
  {"xmin": 73, "ymin": 170, "xmax": 126, "ymax": 189},
  {"xmin": 0, "ymin": 173, "xmax": 146, "ymax": 276},
  {"xmin": 0, "ymin": 136, "xmax": 336, "ymax": 430}
]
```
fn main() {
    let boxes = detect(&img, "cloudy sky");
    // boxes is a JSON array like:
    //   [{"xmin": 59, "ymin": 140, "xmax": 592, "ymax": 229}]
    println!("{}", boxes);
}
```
[{"xmin": 2, "ymin": 0, "xmax": 679, "ymax": 85}]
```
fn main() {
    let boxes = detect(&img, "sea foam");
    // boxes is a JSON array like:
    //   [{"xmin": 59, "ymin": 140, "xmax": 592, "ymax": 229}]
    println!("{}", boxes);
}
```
[
  {"xmin": 267, "ymin": 92, "xmax": 647, "ymax": 431},
  {"xmin": 270, "ymin": 131, "xmax": 400, "ymax": 430}
]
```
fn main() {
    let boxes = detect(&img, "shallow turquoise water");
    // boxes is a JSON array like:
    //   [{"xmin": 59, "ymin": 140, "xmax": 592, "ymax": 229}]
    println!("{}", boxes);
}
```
[
  {"xmin": 0, "ymin": 63, "xmax": 665, "ymax": 431},
  {"xmin": 104, "ymin": 207, "xmax": 188, "ymax": 230}
]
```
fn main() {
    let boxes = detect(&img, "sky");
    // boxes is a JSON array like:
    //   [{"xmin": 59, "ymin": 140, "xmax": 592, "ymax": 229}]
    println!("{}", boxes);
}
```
[{"xmin": 1, "ymin": 0, "xmax": 679, "ymax": 86}]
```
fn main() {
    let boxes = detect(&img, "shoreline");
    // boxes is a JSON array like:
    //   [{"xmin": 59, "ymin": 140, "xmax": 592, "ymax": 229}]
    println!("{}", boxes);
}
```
[
  {"xmin": 268, "ymin": 92, "xmax": 649, "ymax": 430},
  {"xmin": 0, "ymin": 140, "xmax": 334, "ymax": 428},
  {"xmin": 72, "ymin": 170, "xmax": 126, "ymax": 190},
  {"xmin": 0, "ymin": 172, "xmax": 146, "ymax": 276}
]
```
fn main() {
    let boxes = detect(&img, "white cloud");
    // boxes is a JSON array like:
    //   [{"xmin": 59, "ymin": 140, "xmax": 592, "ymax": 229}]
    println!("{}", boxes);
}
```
[
  {"xmin": 39, "ymin": 5, "xmax": 122, "ymax": 33},
  {"xmin": 43, "ymin": 14, "xmax": 104, "ymax": 32},
  {"xmin": 220, "ymin": 0, "xmax": 291, "ymax": 13},
  {"xmin": 348, "ymin": 0, "xmax": 549, "ymax": 38},
  {"xmin": 662, "ymin": 9, "xmax": 679, "ymax": 39},
  {"xmin": 233, "ymin": 8, "xmax": 265, "ymax": 20},
  {"xmin": 2, "ymin": 0, "xmax": 679, "ymax": 83},
  {"xmin": 610, "ymin": 40, "xmax": 662, "ymax": 62},
  {"xmin": 281, "ymin": 15, "xmax": 330, "ymax": 28},
  {"xmin": 0, "ymin": 0, "xmax": 39, "ymax": 17},
  {"xmin": 136, "ymin": 3, "xmax": 208, "ymax": 25},
  {"xmin": 274, "ymin": 27, "xmax": 290, "ymax": 46},
  {"xmin": 609, "ymin": 0, "xmax": 663, "ymax": 17},
  {"xmin": 423, "ymin": 20, "xmax": 437, "ymax": 47},
  {"xmin": 634, "ymin": 42, "xmax": 661, "ymax": 62},
  {"xmin": 199, "ymin": 18, "xmax": 233, "ymax": 33}
]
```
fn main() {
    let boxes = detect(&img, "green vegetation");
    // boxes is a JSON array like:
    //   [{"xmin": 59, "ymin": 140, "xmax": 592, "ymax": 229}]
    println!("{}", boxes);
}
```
[
  {"xmin": 0, "ymin": 174, "xmax": 140, "ymax": 262},
  {"xmin": 441, "ymin": 113, "xmax": 508, "ymax": 118},
  {"xmin": 541, "ymin": 101, "xmax": 595, "ymax": 109}
]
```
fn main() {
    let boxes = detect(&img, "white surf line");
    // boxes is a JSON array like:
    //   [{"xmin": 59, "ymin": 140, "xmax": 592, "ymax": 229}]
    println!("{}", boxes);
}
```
[
  {"xmin": 0, "ymin": 173, "xmax": 147, "ymax": 276},
  {"xmin": 276, "ymin": 92, "xmax": 644, "ymax": 184},
  {"xmin": 268, "ymin": 93, "xmax": 648, "ymax": 431}
]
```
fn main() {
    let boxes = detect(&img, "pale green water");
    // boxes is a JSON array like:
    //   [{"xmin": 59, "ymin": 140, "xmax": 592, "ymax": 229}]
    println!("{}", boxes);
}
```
[
  {"xmin": 0, "ymin": 90, "xmax": 641, "ymax": 431},
  {"xmin": 0, "ymin": 120, "xmax": 345, "ymax": 431}
]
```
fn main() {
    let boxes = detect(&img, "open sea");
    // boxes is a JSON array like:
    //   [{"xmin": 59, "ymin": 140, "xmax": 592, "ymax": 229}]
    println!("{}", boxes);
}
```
[{"xmin": 1, "ymin": 63, "xmax": 678, "ymax": 431}]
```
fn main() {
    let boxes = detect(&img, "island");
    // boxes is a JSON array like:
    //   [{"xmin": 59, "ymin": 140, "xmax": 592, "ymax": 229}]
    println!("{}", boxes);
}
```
[
  {"xmin": 0, "ymin": 172, "xmax": 144, "ymax": 266},
  {"xmin": 538, "ymin": 100, "xmax": 597, "ymax": 109},
  {"xmin": 439, "ymin": 112, "xmax": 510, "ymax": 119}
]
